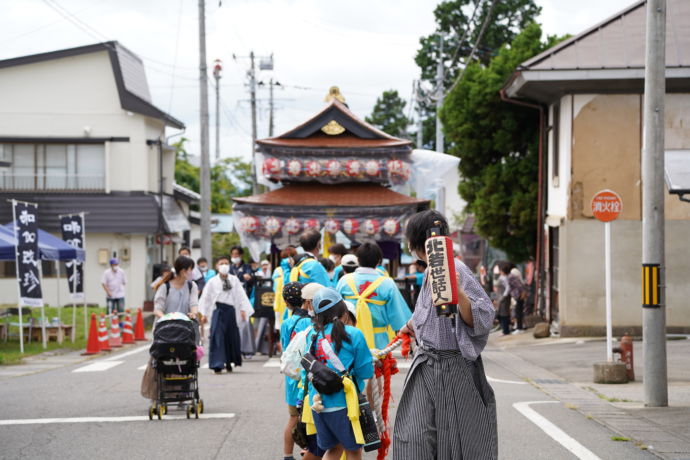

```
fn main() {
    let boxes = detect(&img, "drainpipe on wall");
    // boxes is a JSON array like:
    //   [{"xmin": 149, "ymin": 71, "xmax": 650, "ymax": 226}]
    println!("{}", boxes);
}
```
[{"xmin": 499, "ymin": 76, "xmax": 547, "ymax": 322}]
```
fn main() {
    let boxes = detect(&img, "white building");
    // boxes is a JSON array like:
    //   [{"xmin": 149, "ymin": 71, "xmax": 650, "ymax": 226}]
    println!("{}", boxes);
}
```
[{"xmin": 0, "ymin": 42, "xmax": 197, "ymax": 308}]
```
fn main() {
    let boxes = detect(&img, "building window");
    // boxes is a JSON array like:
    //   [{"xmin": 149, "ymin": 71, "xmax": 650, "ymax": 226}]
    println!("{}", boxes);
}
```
[
  {"xmin": 0, "ymin": 261, "xmax": 63, "ymax": 279},
  {"xmin": 0, "ymin": 143, "xmax": 105, "ymax": 191},
  {"xmin": 551, "ymin": 102, "xmax": 560, "ymax": 184}
]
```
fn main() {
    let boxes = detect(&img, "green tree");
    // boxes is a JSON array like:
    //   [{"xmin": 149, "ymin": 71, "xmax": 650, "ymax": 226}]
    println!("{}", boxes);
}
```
[
  {"xmin": 440, "ymin": 23, "xmax": 562, "ymax": 261},
  {"xmin": 173, "ymin": 138, "xmax": 252, "ymax": 214},
  {"xmin": 365, "ymin": 90, "xmax": 410, "ymax": 138},
  {"xmin": 415, "ymin": 0, "xmax": 541, "ymax": 150}
]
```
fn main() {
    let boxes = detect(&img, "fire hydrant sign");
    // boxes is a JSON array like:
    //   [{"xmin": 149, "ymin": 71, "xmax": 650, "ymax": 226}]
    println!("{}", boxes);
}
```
[{"xmin": 591, "ymin": 190, "xmax": 622, "ymax": 222}]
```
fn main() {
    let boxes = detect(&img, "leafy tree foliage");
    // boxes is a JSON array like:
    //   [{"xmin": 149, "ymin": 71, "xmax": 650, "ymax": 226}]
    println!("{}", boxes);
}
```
[
  {"xmin": 173, "ymin": 138, "xmax": 252, "ymax": 214},
  {"xmin": 440, "ymin": 23, "xmax": 562, "ymax": 261},
  {"xmin": 415, "ymin": 0, "xmax": 541, "ymax": 150},
  {"xmin": 365, "ymin": 90, "xmax": 410, "ymax": 138}
]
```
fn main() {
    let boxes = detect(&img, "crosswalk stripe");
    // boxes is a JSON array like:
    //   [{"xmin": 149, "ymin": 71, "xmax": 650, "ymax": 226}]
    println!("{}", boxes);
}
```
[
  {"xmin": 0, "ymin": 413, "xmax": 236, "ymax": 425},
  {"xmin": 263, "ymin": 359, "xmax": 281, "ymax": 368},
  {"xmin": 73, "ymin": 361, "xmax": 123, "ymax": 373}
]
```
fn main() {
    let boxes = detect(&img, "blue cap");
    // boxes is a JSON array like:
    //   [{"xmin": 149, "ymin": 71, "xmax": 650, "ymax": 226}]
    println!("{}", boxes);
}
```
[
  {"xmin": 109, "ymin": 258, "xmax": 119, "ymax": 265},
  {"xmin": 312, "ymin": 287, "xmax": 343, "ymax": 314}
]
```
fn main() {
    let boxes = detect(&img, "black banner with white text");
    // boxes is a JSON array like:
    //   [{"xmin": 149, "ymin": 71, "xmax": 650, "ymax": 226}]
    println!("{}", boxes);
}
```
[
  {"xmin": 12, "ymin": 201, "xmax": 43, "ymax": 307},
  {"xmin": 60, "ymin": 214, "xmax": 85, "ymax": 301}
]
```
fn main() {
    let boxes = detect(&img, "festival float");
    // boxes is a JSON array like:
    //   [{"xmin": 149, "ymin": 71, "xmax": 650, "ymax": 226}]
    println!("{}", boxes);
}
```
[{"xmin": 232, "ymin": 87, "xmax": 430, "ymax": 262}]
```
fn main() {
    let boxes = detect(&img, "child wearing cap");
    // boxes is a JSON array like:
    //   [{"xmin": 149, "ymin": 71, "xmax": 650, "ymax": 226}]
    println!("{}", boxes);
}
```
[
  {"xmin": 280, "ymin": 282, "xmax": 313, "ymax": 460},
  {"xmin": 303, "ymin": 287, "xmax": 373, "ymax": 458}
]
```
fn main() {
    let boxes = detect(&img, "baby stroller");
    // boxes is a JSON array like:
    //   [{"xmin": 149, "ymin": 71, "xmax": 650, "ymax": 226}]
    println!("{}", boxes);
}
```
[{"xmin": 147, "ymin": 313, "xmax": 204, "ymax": 420}]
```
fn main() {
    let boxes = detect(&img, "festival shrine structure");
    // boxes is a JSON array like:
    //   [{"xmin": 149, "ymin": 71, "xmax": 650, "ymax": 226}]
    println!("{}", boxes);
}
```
[{"xmin": 232, "ymin": 87, "xmax": 430, "ymax": 263}]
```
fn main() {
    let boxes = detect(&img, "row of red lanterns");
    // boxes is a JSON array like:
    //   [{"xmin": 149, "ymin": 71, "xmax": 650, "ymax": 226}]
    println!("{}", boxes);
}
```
[
  {"xmin": 238, "ymin": 215, "xmax": 402, "ymax": 237},
  {"xmin": 262, "ymin": 157, "xmax": 411, "ymax": 182}
]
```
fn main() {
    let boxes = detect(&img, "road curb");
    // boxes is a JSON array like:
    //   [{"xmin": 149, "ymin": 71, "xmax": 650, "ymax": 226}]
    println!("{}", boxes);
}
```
[{"xmin": 484, "ymin": 349, "xmax": 690, "ymax": 460}]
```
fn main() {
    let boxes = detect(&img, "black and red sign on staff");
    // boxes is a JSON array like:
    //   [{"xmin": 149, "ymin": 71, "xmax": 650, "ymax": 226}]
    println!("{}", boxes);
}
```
[
  {"xmin": 60, "ymin": 214, "xmax": 84, "ymax": 301},
  {"xmin": 12, "ymin": 200, "xmax": 43, "ymax": 307}
]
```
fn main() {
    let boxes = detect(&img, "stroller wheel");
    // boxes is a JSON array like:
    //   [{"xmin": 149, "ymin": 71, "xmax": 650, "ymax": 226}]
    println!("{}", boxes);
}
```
[
  {"xmin": 161, "ymin": 405, "xmax": 167, "ymax": 415},
  {"xmin": 156, "ymin": 404, "xmax": 162, "ymax": 420},
  {"xmin": 198, "ymin": 399, "xmax": 204, "ymax": 414},
  {"xmin": 148, "ymin": 406, "xmax": 154, "ymax": 420},
  {"xmin": 186, "ymin": 405, "xmax": 192, "ymax": 419}
]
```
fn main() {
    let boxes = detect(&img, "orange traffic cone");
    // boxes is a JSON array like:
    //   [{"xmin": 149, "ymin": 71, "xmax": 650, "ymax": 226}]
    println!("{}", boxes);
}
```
[
  {"xmin": 98, "ymin": 313, "xmax": 111, "ymax": 352},
  {"xmin": 82, "ymin": 313, "xmax": 100, "ymax": 355},
  {"xmin": 109, "ymin": 314, "xmax": 123, "ymax": 348},
  {"xmin": 122, "ymin": 309, "xmax": 135, "ymax": 344},
  {"xmin": 134, "ymin": 308, "xmax": 146, "ymax": 341}
]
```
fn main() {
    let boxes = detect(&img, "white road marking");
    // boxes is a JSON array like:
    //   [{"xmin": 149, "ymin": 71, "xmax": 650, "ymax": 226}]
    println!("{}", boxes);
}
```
[
  {"xmin": 397, "ymin": 361, "xmax": 412, "ymax": 369},
  {"xmin": 263, "ymin": 359, "xmax": 281, "ymax": 368},
  {"xmin": 137, "ymin": 364, "xmax": 147, "ymax": 370},
  {"xmin": 487, "ymin": 376, "xmax": 527, "ymax": 385},
  {"xmin": 513, "ymin": 401, "xmax": 601, "ymax": 460},
  {"xmin": 102, "ymin": 344, "xmax": 149, "ymax": 361},
  {"xmin": 0, "ymin": 413, "xmax": 236, "ymax": 426},
  {"xmin": 73, "ymin": 361, "xmax": 123, "ymax": 373}
]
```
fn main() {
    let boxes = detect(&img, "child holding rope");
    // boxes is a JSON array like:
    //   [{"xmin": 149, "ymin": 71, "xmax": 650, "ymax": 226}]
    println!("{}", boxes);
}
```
[{"xmin": 303, "ymin": 287, "xmax": 373, "ymax": 460}]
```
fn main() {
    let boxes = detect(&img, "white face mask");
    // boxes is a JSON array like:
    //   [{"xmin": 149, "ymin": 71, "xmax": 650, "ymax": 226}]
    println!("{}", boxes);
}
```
[
  {"xmin": 218, "ymin": 264, "xmax": 230, "ymax": 275},
  {"xmin": 409, "ymin": 246, "xmax": 421, "ymax": 261},
  {"xmin": 231, "ymin": 257, "xmax": 242, "ymax": 265},
  {"xmin": 185, "ymin": 270, "xmax": 195, "ymax": 281},
  {"xmin": 199, "ymin": 265, "xmax": 208, "ymax": 272},
  {"xmin": 328, "ymin": 255, "xmax": 337, "ymax": 263}
]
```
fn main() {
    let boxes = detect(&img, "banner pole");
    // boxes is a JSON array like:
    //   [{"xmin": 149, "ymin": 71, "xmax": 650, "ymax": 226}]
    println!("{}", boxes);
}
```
[
  {"xmin": 11, "ymin": 200, "xmax": 24, "ymax": 354},
  {"xmin": 81, "ymin": 212, "xmax": 88, "ymax": 336},
  {"xmin": 71, "ymin": 260, "xmax": 77, "ymax": 343},
  {"xmin": 56, "ymin": 260, "xmax": 62, "ymax": 344}
]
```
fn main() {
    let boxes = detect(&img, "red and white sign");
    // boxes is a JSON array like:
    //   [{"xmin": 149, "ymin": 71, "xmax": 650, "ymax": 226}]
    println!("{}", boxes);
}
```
[{"xmin": 591, "ymin": 190, "xmax": 622, "ymax": 222}]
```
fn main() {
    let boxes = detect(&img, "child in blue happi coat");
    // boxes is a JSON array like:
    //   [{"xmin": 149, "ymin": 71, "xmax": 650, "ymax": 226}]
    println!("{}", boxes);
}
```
[
  {"xmin": 303, "ymin": 287, "xmax": 373, "ymax": 459},
  {"xmin": 280, "ymin": 282, "xmax": 313, "ymax": 460}
]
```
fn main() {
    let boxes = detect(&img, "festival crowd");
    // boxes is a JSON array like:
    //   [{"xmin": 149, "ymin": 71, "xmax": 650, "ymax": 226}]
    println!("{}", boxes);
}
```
[{"xmin": 137, "ymin": 210, "xmax": 499, "ymax": 460}]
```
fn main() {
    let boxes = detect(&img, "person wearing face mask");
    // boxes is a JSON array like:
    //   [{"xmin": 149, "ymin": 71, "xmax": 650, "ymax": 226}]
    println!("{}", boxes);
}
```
[
  {"xmin": 327, "ymin": 243, "xmax": 348, "ymax": 287},
  {"xmin": 194, "ymin": 257, "xmax": 215, "ymax": 294},
  {"xmin": 274, "ymin": 246, "xmax": 298, "ymax": 326},
  {"xmin": 101, "ymin": 258, "xmax": 127, "ymax": 320},
  {"xmin": 152, "ymin": 256, "xmax": 199, "ymax": 320},
  {"xmin": 289, "ymin": 229, "xmax": 331, "ymax": 288},
  {"xmin": 198, "ymin": 255, "xmax": 254, "ymax": 373}
]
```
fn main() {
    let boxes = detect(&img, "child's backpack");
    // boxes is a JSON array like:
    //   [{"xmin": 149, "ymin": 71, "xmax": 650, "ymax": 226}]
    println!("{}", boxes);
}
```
[{"xmin": 280, "ymin": 324, "xmax": 311, "ymax": 380}]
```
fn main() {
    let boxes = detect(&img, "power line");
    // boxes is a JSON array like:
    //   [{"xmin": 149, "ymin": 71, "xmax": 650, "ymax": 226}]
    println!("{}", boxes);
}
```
[
  {"xmin": 448, "ymin": 0, "xmax": 484, "ymax": 66},
  {"xmin": 167, "ymin": 0, "xmax": 185, "ymax": 113}
]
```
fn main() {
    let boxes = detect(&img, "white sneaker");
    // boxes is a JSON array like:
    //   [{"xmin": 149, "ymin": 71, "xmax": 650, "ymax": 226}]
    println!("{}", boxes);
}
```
[{"xmin": 511, "ymin": 329, "xmax": 525, "ymax": 335}]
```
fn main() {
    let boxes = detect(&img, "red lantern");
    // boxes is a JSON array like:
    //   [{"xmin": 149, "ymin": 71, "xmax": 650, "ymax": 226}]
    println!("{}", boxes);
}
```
[
  {"xmin": 264, "ymin": 217, "xmax": 281, "ymax": 235},
  {"xmin": 324, "ymin": 218, "xmax": 340, "ymax": 234},
  {"xmin": 345, "ymin": 159, "xmax": 362, "ymax": 178},
  {"xmin": 387, "ymin": 159, "xmax": 404, "ymax": 181},
  {"xmin": 286, "ymin": 159, "xmax": 302, "ymax": 177},
  {"xmin": 343, "ymin": 218, "xmax": 359, "ymax": 235},
  {"xmin": 304, "ymin": 218, "xmax": 320, "ymax": 231},
  {"xmin": 262, "ymin": 157, "xmax": 282, "ymax": 178},
  {"xmin": 325, "ymin": 160, "xmax": 342, "ymax": 178},
  {"xmin": 382, "ymin": 218, "xmax": 400, "ymax": 236},
  {"xmin": 305, "ymin": 160, "xmax": 322, "ymax": 177},
  {"xmin": 365, "ymin": 160, "xmax": 380, "ymax": 177},
  {"xmin": 239, "ymin": 216, "xmax": 260, "ymax": 234},
  {"xmin": 362, "ymin": 219, "xmax": 380, "ymax": 235},
  {"xmin": 285, "ymin": 218, "xmax": 301, "ymax": 235}
]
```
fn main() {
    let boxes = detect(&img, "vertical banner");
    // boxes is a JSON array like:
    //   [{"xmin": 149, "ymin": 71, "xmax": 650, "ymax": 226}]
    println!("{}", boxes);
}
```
[
  {"xmin": 60, "ymin": 214, "xmax": 85, "ymax": 301},
  {"xmin": 13, "ymin": 201, "xmax": 43, "ymax": 307}
]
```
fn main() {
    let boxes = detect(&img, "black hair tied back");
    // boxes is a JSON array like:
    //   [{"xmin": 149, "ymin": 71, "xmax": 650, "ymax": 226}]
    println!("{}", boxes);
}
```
[{"xmin": 313, "ymin": 300, "xmax": 351, "ymax": 353}]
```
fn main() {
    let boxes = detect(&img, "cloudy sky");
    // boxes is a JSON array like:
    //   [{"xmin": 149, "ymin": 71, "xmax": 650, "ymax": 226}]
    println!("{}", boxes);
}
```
[{"xmin": 1, "ymin": 0, "xmax": 635, "ymax": 163}]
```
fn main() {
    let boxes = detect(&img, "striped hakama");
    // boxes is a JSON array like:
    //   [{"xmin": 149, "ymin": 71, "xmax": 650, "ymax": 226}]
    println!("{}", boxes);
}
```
[{"xmin": 392, "ymin": 348, "xmax": 497, "ymax": 459}]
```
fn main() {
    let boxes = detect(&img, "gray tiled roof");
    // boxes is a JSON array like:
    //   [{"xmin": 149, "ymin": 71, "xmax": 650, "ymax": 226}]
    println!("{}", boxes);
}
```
[{"xmin": 523, "ymin": 0, "xmax": 690, "ymax": 71}]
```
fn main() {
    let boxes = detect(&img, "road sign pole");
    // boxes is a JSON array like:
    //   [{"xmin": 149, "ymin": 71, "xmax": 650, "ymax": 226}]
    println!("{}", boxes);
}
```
[{"xmin": 605, "ymin": 221, "xmax": 613, "ymax": 362}]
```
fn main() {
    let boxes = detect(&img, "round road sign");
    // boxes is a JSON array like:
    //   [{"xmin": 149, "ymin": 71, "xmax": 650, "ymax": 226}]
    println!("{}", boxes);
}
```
[{"xmin": 591, "ymin": 189, "xmax": 622, "ymax": 222}]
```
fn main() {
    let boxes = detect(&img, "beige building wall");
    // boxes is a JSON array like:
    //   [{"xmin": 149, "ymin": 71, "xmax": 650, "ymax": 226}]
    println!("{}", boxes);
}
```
[{"xmin": 555, "ymin": 93, "xmax": 690, "ymax": 335}]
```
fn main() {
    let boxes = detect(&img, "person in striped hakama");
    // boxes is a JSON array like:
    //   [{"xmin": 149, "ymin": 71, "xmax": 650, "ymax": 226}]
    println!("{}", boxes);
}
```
[{"xmin": 393, "ymin": 210, "xmax": 497, "ymax": 460}]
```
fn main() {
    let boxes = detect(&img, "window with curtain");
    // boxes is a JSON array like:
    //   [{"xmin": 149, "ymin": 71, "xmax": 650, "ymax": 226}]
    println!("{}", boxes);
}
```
[{"xmin": 0, "ymin": 143, "xmax": 105, "ymax": 191}]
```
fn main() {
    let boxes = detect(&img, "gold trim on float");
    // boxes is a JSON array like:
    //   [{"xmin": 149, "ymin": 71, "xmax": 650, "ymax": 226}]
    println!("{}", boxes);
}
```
[{"xmin": 321, "ymin": 120, "xmax": 346, "ymax": 135}]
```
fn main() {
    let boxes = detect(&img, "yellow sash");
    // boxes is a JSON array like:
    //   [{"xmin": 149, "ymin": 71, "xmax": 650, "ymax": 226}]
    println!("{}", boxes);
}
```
[
  {"xmin": 342, "ymin": 377, "xmax": 365, "ymax": 444},
  {"xmin": 273, "ymin": 267, "xmax": 286, "ymax": 318},
  {"xmin": 301, "ymin": 394, "xmax": 317, "ymax": 436},
  {"xmin": 289, "ymin": 258, "xmax": 312, "ymax": 283},
  {"xmin": 344, "ymin": 274, "xmax": 390, "ymax": 349}
]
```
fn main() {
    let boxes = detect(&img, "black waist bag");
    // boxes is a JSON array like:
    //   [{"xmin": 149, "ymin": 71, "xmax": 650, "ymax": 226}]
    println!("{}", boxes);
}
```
[{"xmin": 300, "ymin": 352, "xmax": 344, "ymax": 395}]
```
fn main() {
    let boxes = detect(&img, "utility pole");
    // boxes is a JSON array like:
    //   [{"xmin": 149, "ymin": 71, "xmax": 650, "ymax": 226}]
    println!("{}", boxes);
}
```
[
  {"xmin": 416, "ymin": 80, "xmax": 423, "ymax": 149},
  {"xmin": 642, "ymin": 0, "xmax": 667, "ymax": 407},
  {"xmin": 213, "ymin": 59, "xmax": 222, "ymax": 161},
  {"xmin": 249, "ymin": 51, "xmax": 258, "ymax": 194},
  {"xmin": 197, "ymin": 0, "xmax": 212, "ymax": 259},
  {"xmin": 268, "ymin": 78, "xmax": 275, "ymax": 137},
  {"xmin": 435, "ymin": 33, "xmax": 445, "ymax": 153}
]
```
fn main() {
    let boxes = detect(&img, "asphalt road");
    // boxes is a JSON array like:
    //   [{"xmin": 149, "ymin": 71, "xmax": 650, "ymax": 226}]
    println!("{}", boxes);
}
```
[{"xmin": 0, "ymin": 341, "xmax": 655, "ymax": 460}]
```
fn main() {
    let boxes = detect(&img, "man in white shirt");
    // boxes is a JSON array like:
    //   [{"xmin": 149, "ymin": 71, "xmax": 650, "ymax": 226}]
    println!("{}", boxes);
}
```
[
  {"xmin": 199, "ymin": 255, "xmax": 254, "ymax": 374},
  {"xmin": 101, "ymin": 258, "xmax": 127, "ymax": 319}
]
